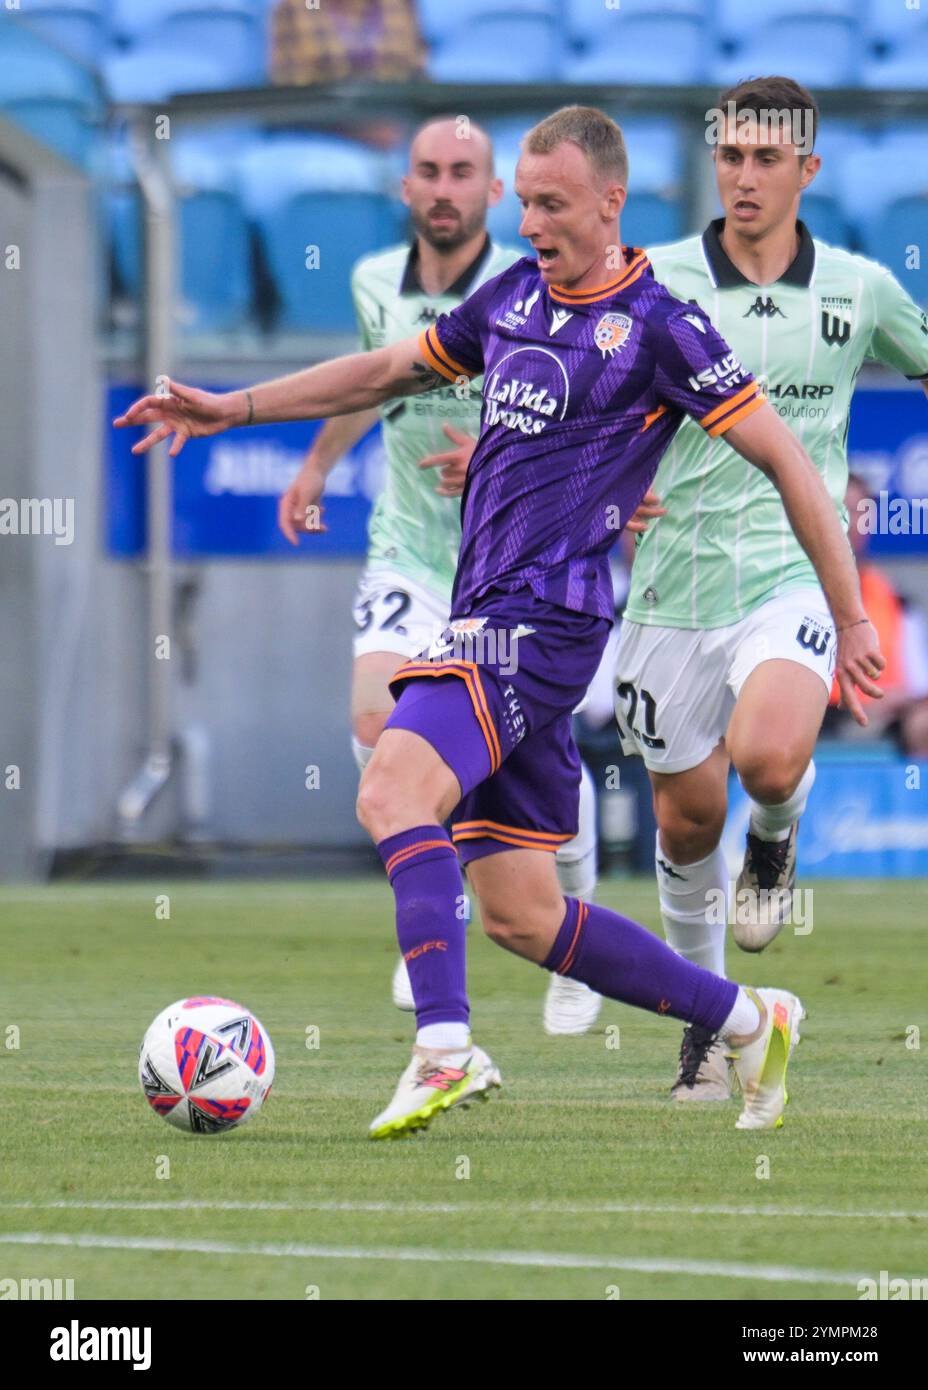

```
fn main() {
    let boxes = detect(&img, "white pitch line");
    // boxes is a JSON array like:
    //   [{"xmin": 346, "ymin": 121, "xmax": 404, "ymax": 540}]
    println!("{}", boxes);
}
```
[
  {"xmin": 0, "ymin": 1232, "xmax": 872, "ymax": 1287},
  {"xmin": 1, "ymin": 1199, "xmax": 924, "ymax": 1221}
]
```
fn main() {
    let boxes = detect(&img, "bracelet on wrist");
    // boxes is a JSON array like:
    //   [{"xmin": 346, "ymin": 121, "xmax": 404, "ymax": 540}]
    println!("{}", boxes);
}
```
[
  {"xmin": 836, "ymin": 616, "xmax": 870, "ymax": 632},
  {"xmin": 244, "ymin": 389, "xmax": 254, "ymax": 426}
]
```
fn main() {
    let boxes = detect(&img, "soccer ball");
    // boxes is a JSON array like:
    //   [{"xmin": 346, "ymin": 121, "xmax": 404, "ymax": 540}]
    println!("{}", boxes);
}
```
[{"xmin": 139, "ymin": 996, "xmax": 275, "ymax": 1134}]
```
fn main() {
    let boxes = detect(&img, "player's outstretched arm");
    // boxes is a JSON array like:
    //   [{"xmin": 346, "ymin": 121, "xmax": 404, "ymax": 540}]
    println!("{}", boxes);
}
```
[
  {"xmin": 725, "ymin": 401, "xmax": 885, "ymax": 726},
  {"xmin": 113, "ymin": 335, "xmax": 445, "ymax": 459},
  {"xmin": 279, "ymin": 409, "xmax": 380, "ymax": 545}
]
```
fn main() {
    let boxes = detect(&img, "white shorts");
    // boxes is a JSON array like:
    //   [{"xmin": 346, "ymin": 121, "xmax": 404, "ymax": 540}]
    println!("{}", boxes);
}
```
[
  {"xmin": 352, "ymin": 564, "xmax": 449, "ymax": 660},
  {"xmin": 614, "ymin": 585, "xmax": 836, "ymax": 775}
]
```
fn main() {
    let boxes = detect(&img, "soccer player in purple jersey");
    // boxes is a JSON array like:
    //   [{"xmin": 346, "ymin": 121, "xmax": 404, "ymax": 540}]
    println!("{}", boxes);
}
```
[{"xmin": 116, "ymin": 107, "xmax": 883, "ymax": 1137}]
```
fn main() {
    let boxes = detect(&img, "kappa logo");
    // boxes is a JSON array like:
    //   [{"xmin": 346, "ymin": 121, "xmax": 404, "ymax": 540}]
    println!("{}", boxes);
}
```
[
  {"xmin": 820, "ymin": 295, "xmax": 853, "ymax": 347},
  {"xmin": 549, "ymin": 307, "xmax": 574, "ymax": 336},
  {"xmin": 743, "ymin": 295, "xmax": 786, "ymax": 319},
  {"xmin": 594, "ymin": 311, "xmax": 633, "ymax": 357}
]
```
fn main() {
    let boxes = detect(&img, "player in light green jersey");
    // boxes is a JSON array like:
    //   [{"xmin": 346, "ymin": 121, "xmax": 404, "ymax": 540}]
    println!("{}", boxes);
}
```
[
  {"xmin": 277, "ymin": 117, "xmax": 603, "ymax": 1035},
  {"xmin": 614, "ymin": 77, "xmax": 928, "ymax": 1101}
]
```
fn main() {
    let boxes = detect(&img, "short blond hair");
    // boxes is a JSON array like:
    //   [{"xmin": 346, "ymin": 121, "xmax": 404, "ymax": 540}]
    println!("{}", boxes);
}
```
[{"xmin": 522, "ymin": 105, "xmax": 628, "ymax": 187}]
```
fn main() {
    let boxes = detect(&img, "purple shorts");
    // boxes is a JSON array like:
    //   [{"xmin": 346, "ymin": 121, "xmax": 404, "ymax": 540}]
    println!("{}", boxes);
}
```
[{"xmin": 386, "ymin": 587, "xmax": 610, "ymax": 865}]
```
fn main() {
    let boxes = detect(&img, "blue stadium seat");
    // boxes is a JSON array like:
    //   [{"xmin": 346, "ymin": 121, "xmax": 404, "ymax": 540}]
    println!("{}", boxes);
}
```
[
  {"xmin": 262, "ymin": 191, "xmax": 402, "ymax": 331},
  {"xmin": 713, "ymin": 12, "xmax": 861, "ymax": 88},
  {"xmin": 103, "ymin": 50, "xmax": 231, "ymax": 101},
  {"xmin": 105, "ymin": 3, "xmax": 264, "ymax": 95},
  {"xmin": 837, "ymin": 129, "xmax": 928, "ymax": 249},
  {"xmin": 717, "ymin": 0, "xmax": 858, "ymax": 43},
  {"xmin": 564, "ymin": 12, "xmax": 707, "ymax": 83},
  {"xmin": 867, "ymin": 196, "xmax": 928, "ymax": 307},
  {"xmin": 566, "ymin": 0, "xmax": 706, "ymax": 47},
  {"xmin": 622, "ymin": 194, "xmax": 684, "ymax": 250},
  {"xmin": 17, "ymin": 0, "xmax": 107, "ymax": 66},
  {"xmin": 429, "ymin": 6, "xmax": 560, "ymax": 82},
  {"xmin": 862, "ymin": 28, "xmax": 928, "ymax": 88},
  {"xmin": 797, "ymin": 193, "xmax": 852, "ymax": 250},
  {"xmin": 0, "ymin": 16, "xmax": 100, "ymax": 165},
  {"xmin": 238, "ymin": 136, "xmax": 402, "ymax": 331},
  {"xmin": 108, "ymin": 133, "xmax": 253, "ymax": 332},
  {"xmin": 863, "ymin": 0, "xmax": 927, "ymax": 48},
  {"xmin": 418, "ymin": 0, "xmax": 555, "ymax": 44}
]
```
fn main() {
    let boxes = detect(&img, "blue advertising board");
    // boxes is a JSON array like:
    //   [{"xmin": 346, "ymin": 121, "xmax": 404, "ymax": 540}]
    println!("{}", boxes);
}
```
[
  {"xmin": 107, "ymin": 383, "xmax": 386, "ymax": 559},
  {"xmin": 723, "ymin": 753, "xmax": 928, "ymax": 878},
  {"xmin": 106, "ymin": 382, "xmax": 927, "ymax": 559}
]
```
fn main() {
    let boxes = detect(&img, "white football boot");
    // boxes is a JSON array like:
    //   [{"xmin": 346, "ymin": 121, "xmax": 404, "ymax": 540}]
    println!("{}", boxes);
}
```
[
  {"xmin": 727, "ymin": 987, "xmax": 805, "ymax": 1130},
  {"xmin": 369, "ymin": 1044, "xmax": 501, "ymax": 1140},
  {"xmin": 733, "ymin": 824, "xmax": 798, "ymax": 952},
  {"xmin": 543, "ymin": 974, "xmax": 603, "ymax": 1035},
  {"xmin": 391, "ymin": 956, "xmax": 415, "ymax": 1011},
  {"xmin": 670, "ymin": 1024, "xmax": 732, "ymax": 1101}
]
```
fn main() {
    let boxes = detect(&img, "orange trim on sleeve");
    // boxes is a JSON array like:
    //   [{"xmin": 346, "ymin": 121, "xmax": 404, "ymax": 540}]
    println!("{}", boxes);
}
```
[
  {"xmin": 698, "ymin": 380, "xmax": 757, "ymax": 430},
  {"xmin": 707, "ymin": 390, "xmax": 766, "ymax": 437},
  {"xmin": 417, "ymin": 326, "xmax": 475, "ymax": 383}
]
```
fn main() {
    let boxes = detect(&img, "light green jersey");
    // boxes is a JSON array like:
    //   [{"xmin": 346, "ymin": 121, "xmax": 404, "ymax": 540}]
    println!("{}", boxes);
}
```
[
  {"xmin": 627, "ymin": 219, "xmax": 928, "ymax": 629},
  {"xmin": 351, "ymin": 237, "xmax": 518, "ymax": 597}
]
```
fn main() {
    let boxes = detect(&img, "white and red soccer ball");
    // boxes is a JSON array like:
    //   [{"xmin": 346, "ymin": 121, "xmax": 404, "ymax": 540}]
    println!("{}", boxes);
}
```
[{"xmin": 139, "ymin": 996, "xmax": 275, "ymax": 1134}]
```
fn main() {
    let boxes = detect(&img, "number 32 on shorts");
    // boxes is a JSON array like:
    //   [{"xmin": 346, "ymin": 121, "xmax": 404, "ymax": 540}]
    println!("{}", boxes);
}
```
[
  {"xmin": 353, "ymin": 588, "xmax": 412, "ymax": 636},
  {"xmin": 615, "ymin": 681, "xmax": 666, "ymax": 750}
]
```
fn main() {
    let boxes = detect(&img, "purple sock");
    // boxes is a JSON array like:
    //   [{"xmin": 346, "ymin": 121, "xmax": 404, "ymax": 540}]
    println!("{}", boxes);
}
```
[
  {"xmin": 545, "ymin": 897, "xmax": 737, "ymax": 1032},
  {"xmin": 377, "ymin": 825, "xmax": 469, "ymax": 1030}
]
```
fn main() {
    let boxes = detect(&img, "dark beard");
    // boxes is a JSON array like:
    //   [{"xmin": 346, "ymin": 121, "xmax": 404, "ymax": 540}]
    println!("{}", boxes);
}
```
[{"xmin": 411, "ymin": 206, "xmax": 484, "ymax": 253}]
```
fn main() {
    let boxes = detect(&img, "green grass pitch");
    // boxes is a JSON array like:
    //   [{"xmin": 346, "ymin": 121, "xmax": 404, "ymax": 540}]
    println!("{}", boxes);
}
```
[{"xmin": 0, "ymin": 877, "xmax": 924, "ymax": 1301}]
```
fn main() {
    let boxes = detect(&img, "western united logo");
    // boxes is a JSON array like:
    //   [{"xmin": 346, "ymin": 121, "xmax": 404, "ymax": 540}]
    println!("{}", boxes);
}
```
[
  {"xmin": 743, "ymin": 295, "xmax": 786, "ymax": 319},
  {"xmin": 796, "ymin": 617, "xmax": 832, "ymax": 656},
  {"xmin": 594, "ymin": 311, "xmax": 632, "ymax": 358},
  {"xmin": 820, "ymin": 296, "xmax": 853, "ymax": 347}
]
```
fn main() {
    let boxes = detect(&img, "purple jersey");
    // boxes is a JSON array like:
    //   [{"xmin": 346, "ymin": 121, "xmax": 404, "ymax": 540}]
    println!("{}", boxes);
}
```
[{"xmin": 418, "ymin": 248, "xmax": 764, "ymax": 621}]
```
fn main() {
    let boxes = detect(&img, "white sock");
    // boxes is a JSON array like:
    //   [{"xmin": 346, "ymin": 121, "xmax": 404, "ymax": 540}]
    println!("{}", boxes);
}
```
[
  {"xmin": 351, "ymin": 736, "xmax": 376, "ymax": 773},
  {"xmin": 749, "ymin": 760, "xmax": 815, "ymax": 842},
  {"xmin": 657, "ymin": 836, "xmax": 728, "ymax": 978},
  {"xmin": 555, "ymin": 761, "xmax": 597, "ymax": 901},
  {"xmin": 416, "ymin": 1023, "xmax": 470, "ymax": 1051},
  {"xmin": 720, "ymin": 986, "xmax": 762, "ymax": 1041}
]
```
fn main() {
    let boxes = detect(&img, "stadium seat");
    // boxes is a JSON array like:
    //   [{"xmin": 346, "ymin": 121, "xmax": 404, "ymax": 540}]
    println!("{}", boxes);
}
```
[
  {"xmin": 418, "ymin": 0, "xmax": 555, "ymax": 44},
  {"xmin": 713, "ymin": 12, "xmax": 861, "ymax": 88},
  {"xmin": 0, "ymin": 17, "xmax": 100, "ymax": 165},
  {"xmin": 103, "ymin": 50, "xmax": 233, "ymax": 102},
  {"xmin": 837, "ymin": 129, "xmax": 928, "ymax": 250},
  {"xmin": 863, "ymin": 0, "xmax": 928, "ymax": 49},
  {"xmin": 104, "ymin": 3, "xmax": 264, "ymax": 96},
  {"xmin": 867, "ymin": 196, "xmax": 928, "ymax": 307},
  {"xmin": 716, "ymin": 0, "xmax": 858, "ymax": 44},
  {"xmin": 429, "ymin": 5, "xmax": 560, "ymax": 82},
  {"xmin": 862, "ymin": 29, "xmax": 928, "ymax": 89},
  {"xmin": 16, "ymin": 0, "xmax": 107, "ymax": 66},
  {"xmin": 261, "ymin": 191, "xmax": 402, "ymax": 331},
  {"xmin": 566, "ymin": 0, "xmax": 706, "ymax": 47},
  {"xmin": 238, "ymin": 135, "xmax": 402, "ymax": 331},
  {"xmin": 563, "ymin": 12, "xmax": 708, "ymax": 83},
  {"xmin": 797, "ymin": 193, "xmax": 852, "ymax": 250},
  {"xmin": 108, "ymin": 133, "xmax": 253, "ymax": 332}
]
